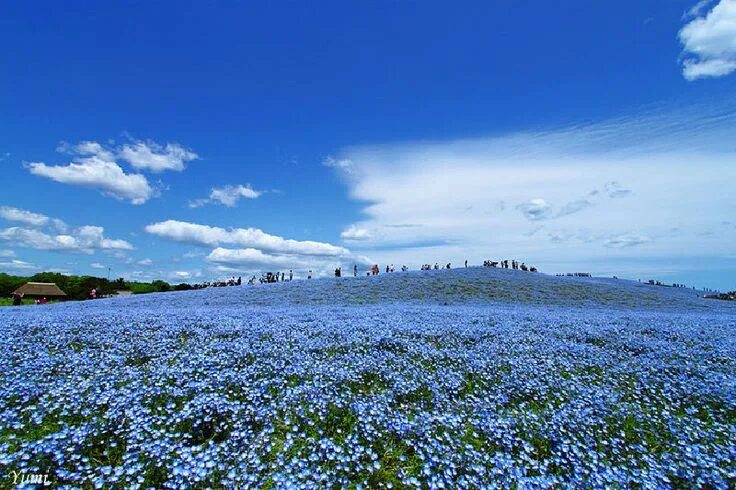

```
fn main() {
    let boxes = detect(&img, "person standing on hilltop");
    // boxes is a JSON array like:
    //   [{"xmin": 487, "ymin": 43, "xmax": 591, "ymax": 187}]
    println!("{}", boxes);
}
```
[
  {"xmin": 289, "ymin": 270, "xmax": 293, "ymax": 281},
  {"xmin": 353, "ymin": 264, "xmax": 357, "ymax": 277},
  {"xmin": 465, "ymin": 259, "xmax": 468, "ymax": 268}
]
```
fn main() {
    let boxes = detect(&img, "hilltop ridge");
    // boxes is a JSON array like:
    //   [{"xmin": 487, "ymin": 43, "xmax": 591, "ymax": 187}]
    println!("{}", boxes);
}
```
[{"xmin": 46, "ymin": 266, "xmax": 735, "ymax": 313}]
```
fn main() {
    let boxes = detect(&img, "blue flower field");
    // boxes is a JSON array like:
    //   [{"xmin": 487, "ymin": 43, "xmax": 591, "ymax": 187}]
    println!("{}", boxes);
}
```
[{"xmin": 1, "ymin": 268, "xmax": 735, "ymax": 488}]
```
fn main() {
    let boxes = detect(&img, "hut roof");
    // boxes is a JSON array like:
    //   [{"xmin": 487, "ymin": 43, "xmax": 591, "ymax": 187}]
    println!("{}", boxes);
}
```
[{"xmin": 13, "ymin": 282, "xmax": 67, "ymax": 297}]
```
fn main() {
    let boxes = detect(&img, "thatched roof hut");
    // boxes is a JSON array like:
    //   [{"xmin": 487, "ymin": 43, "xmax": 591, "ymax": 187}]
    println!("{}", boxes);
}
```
[{"xmin": 13, "ymin": 282, "xmax": 67, "ymax": 297}]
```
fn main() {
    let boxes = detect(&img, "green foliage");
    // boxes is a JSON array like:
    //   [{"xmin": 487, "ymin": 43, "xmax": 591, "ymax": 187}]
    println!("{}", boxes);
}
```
[{"xmin": 0, "ymin": 271, "xmax": 173, "ymax": 304}]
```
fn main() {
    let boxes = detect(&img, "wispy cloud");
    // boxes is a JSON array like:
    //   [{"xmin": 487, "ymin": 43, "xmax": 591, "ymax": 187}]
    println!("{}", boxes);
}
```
[
  {"xmin": 325, "ymin": 103, "xmax": 736, "ymax": 273},
  {"xmin": 604, "ymin": 181, "xmax": 632, "ymax": 198},
  {"xmin": 323, "ymin": 156, "xmax": 354, "ymax": 172},
  {"xmin": 604, "ymin": 234, "xmax": 651, "ymax": 248},
  {"xmin": 0, "ymin": 259, "xmax": 37, "ymax": 271},
  {"xmin": 0, "ymin": 206, "xmax": 50, "ymax": 226},
  {"xmin": 188, "ymin": 184, "xmax": 262, "ymax": 208}
]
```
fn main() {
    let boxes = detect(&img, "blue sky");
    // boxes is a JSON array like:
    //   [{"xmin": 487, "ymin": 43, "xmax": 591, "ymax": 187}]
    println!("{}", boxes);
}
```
[{"xmin": 1, "ymin": 1, "xmax": 735, "ymax": 290}]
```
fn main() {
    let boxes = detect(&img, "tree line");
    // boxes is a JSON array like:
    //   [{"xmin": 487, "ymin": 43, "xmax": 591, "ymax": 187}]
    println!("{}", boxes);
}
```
[{"xmin": 0, "ymin": 272, "xmax": 196, "ymax": 301}]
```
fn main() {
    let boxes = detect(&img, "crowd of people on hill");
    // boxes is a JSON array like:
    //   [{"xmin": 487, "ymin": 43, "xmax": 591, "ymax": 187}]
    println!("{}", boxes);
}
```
[
  {"xmin": 483, "ymin": 259, "xmax": 537, "ymax": 272},
  {"xmin": 242, "ymin": 260, "xmax": 542, "ymax": 284},
  {"xmin": 420, "ymin": 263, "xmax": 451, "ymax": 270},
  {"xmin": 250, "ymin": 271, "xmax": 294, "ymax": 284}
]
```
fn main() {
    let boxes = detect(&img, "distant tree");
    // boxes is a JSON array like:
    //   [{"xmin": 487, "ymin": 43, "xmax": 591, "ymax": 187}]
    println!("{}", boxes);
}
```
[{"xmin": 151, "ymin": 280, "xmax": 171, "ymax": 292}]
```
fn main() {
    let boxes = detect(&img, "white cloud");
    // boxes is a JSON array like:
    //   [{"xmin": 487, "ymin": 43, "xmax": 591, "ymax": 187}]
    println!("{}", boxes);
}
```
[
  {"xmin": 515, "ymin": 197, "xmax": 592, "ymax": 221},
  {"xmin": 137, "ymin": 258, "xmax": 153, "ymax": 266},
  {"xmin": 679, "ymin": 0, "xmax": 736, "ymax": 80},
  {"xmin": 118, "ymin": 140, "xmax": 198, "ymax": 172},
  {"xmin": 324, "ymin": 105, "xmax": 736, "ymax": 275},
  {"xmin": 0, "ymin": 226, "xmax": 133, "ymax": 254},
  {"xmin": 189, "ymin": 184, "xmax": 262, "ymax": 208},
  {"xmin": 604, "ymin": 181, "xmax": 632, "ymax": 198},
  {"xmin": 28, "ymin": 141, "xmax": 154, "ymax": 204},
  {"xmin": 0, "ymin": 259, "xmax": 37, "ymax": 271},
  {"xmin": 556, "ymin": 199, "xmax": 594, "ymax": 218},
  {"xmin": 685, "ymin": 0, "xmax": 716, "ymax": 19},
  {"xmin": 604, "ymin": 234, "xmax": 651, "ymax": 248},
  {"xmin": 91, "ymin": 262, "xmax": 106, "ymax": 269},
  {"xmin": 340, "ymin": 224, "xmax": 373, "ymax": 241},
  {"xmin": 0, "ymin": 207, "xmax": 133, "ymax": 255},
  {"xmin": 0, "ymin": 249, "xmax": 15, "ymax": 257},
  {"xmin": 0, "ymin": 206, "xmax": 50, "ymax": 226},
  {"xmin": 323, "ymin": 156, "xmax": 354, "ymax": 172},
  {"xmin": 145, "ymin": 220, "xmax": 350, "ymax": 257},
  {"xmin": 206, "ymin": 247, "xmax": 372, "ymax": 274},
  {"xmin": 174, "ymin": 271, "xmax": 191, "ymax": 279},
  {"xmin": 206, "ymin": 247, "xmax": 301, "ymax": 268},
  {"xmin": 516, "ymin": 198, "xmax": 553, "ymax": 221},
  {"xmin": 147, "ymin": 219, "xmax": 370, "ymax": 277}
]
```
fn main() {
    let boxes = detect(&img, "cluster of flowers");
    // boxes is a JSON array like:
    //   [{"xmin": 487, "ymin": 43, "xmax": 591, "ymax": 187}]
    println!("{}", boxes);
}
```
[{"xmin": 0, "ymin": 268, "xmax": 734, "ymax": 488}]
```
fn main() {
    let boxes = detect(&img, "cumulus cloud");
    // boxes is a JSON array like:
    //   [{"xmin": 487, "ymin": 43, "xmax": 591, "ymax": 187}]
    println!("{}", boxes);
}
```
[
  {"xmin": 206, "ymin": 247, "xmax": 372, "ymax": 273},
  {"xmin": 0, "ymin": 206, "xmax": 133, "ymax": 254},
  {"xmin": 28, "ymin": 141, "xmax": 155, "ymax": 204},
  {"xmin": 146, "ymin": 220, "xmax": 369, "ymax": 276},
  {"xmin": 118, "ymin": 140, "xmax": 198, "ymax": 172},
  {"xmin": 145, "ymin": 220, "xmax": 350, "ymax": 257},
  {"xmin": 679, "ymin": 0, "xmax": 736, "ymax": 80},
  {"xmin": 90, "ymin": 262, "xmax": 106, "ymax": 269},
  {"xmin": 0, "ymin": 206, "xmax": 49, "ymax": 226},
  {"xmin": 206, "ymin": 247, "xmax": 302, "ymax": 268},
  {"xmin": 340, "ymin": 224, "xmax": 373, "ymax": 241},
  {"xmin": 0, "ymin": 249, "xmax": 15, "ymax": 257},
  {"xmin": 0, "ymin": 226, "xmax": 133, "ymax": 254},
  {"xmin": 189, "ymin": 184, "xmax": 262, "ymax": 208}
]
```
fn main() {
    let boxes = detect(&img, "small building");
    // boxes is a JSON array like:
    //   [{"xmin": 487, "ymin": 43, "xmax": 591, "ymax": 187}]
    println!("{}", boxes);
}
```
[{"xmin": 13, "ymin": 282, "xmax": 67, "ymax": 298}]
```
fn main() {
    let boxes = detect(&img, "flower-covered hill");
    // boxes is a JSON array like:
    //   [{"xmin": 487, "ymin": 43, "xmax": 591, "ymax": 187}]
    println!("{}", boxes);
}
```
[
  {"xmin": 62, "ymin": 266, "xmax": 736, "ymax": 313},
  {"xmin": 1, "ymin": 268, "xmax": 735, "ymax": 488}
]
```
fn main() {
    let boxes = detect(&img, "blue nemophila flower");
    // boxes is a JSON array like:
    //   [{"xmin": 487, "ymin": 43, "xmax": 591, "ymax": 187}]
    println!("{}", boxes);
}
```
[{"xmin": 0, "ymin": 268, "xmax": 734, "ymax": 487}]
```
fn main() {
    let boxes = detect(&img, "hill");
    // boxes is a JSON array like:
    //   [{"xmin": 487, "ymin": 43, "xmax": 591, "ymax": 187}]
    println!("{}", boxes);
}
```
[
  {"xmin": 1, "ymin": 267, "xmax": 734, "ymax": 488},
  {"xmin": 55, "ymin": 266, "xmax": 734, "ymax": 313}
]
